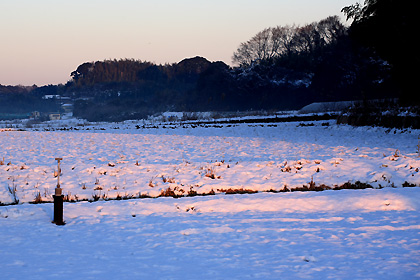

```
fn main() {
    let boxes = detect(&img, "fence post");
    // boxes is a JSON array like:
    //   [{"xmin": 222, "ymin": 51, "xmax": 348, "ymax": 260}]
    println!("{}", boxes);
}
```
[{"xmin": 53, "ymin": 157, "xmax": 65, "ymax": 225}]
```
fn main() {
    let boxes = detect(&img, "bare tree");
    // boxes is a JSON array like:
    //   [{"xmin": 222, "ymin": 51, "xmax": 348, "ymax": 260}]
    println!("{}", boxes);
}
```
[
  {"xmin": 292, "ymin": 24, "xmax": 318, "ymax": 53},
  {"xmin": 232, "ymin": 28, "xmax": 277, "ymax": 66},
  {"xmin": 232, "ymin": 16, "xmax": 346, "ymax": 67},
  {"xmin": 271, "ymin": 25, "xmax": 296, "ymax": 56}
]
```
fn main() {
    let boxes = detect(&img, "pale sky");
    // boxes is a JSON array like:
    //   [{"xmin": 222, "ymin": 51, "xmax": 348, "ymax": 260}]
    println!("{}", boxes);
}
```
[{"xmin": 0, "ymin": 0, "xmax": 356, "ymax": 86}]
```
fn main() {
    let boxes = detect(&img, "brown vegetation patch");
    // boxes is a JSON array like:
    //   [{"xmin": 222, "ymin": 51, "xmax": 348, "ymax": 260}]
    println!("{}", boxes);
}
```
[
  {"xmin": 217, "ymin": 188, "xmax": 258, "ymax": 195},
  {"xmin": 333, "ymin": 181, "xmax": 373, "ymax": 190},
  {"xmin": 159, "ymin": 187, "xmax": 184, "ymax": 198}
]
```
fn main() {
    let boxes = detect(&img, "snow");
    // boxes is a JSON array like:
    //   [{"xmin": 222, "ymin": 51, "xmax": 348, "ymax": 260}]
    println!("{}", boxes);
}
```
[
  {"xmin": 1, "ymin": 189, "xmax": 420, "ymax": 279},
  {"xmin": 0, "ymin": 120, "xmax": 418, "ymax": 204},
  {"xmin": 298, "ymin": 101, "xmax": 357, "ymax": 114},
  {"xmin": 0, "ymin": 118, "xmax": 419, "ymax": 279}
]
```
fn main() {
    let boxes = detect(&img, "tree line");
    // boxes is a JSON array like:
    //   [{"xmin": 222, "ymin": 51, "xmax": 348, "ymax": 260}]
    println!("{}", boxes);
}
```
[
  {"xmin": 0, "ymin": 85, "xmax": 59, "ymax": 118},
  {"xmin": 232, "ymin": 16, "xmax": 346, "ymax": 67},
  {"xmin": 0, "ymin": 1, "xmax": 415, "ymax": 121}
]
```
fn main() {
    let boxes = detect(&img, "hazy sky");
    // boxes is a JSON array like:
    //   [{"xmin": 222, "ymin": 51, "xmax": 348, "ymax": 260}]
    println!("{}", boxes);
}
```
[{"xmin": 0, "ymin": 0, "xmax": 356, "ymax": 86}]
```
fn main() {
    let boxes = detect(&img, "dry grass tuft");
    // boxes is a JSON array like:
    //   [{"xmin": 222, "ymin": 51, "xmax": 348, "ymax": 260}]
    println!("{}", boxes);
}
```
[
  {"xmin": 7, "ymin": 184, "xmax": 19, "ymax": 204},
  {"xmin": 33, "ymin": 192, "xmax": 43, "ymax": 203},
  {"xmin": 187, "ymin": 187, "xmax": 197, "ymax": 197},
  {"xmin": 205, "ymin": 167, "xmax": 221, "ymax": 179},
  {"xmin": 162, "ymin": 176, "xmax": 175, "ymax": 183},
  {"xmin": 64, "ymin": 192, "xmax": 78, "ymax": 202}
]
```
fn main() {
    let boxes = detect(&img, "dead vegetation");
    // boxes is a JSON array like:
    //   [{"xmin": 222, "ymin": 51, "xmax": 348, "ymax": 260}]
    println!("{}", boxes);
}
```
[
  {"xmin": 204, "ymin": 167, "xmax": 221, "ymax": 179},
  {"xmin": 159, "ymin": 187, "xmax": 184, "ymax": 198},
  {"xmin": 161, "ymin": 176, "xmax": 175, "ymax": 183},
  {"xmin": 0, "ymin": 179, "xmax": 416, "ymax": 206},
  {"xmin": 7, "ymin": 184, "xmax": 19, "ymax": 204},
  {"xmin": 217, "ymin": 188, "xmax": 258, "ymax": 195}
]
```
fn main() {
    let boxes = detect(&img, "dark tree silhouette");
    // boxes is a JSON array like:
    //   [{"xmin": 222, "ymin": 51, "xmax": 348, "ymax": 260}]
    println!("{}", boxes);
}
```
[{"xmin": 342, "ymin": 0, "xmax": 418, "ymax": 104}]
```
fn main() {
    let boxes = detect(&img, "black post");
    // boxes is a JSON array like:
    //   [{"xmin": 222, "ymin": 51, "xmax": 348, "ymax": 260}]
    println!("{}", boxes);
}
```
[
  {"xmin": 53, "ymin": 194, "xmax": 65, "ymax": 225},
  {"xmin": 53, "ymin": 157, "xmax": 65, "ymax": 225}
]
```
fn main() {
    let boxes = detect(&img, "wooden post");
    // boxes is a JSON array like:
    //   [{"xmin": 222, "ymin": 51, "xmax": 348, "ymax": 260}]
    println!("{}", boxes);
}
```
[{"xmin": 53, "ymin": 157, "xmax": 65, "ymax": 225}]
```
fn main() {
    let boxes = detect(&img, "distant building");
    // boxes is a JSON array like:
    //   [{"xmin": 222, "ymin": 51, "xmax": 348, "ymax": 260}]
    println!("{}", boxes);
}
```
[{"xmin": 49, "ymin": 113, "xmax": 61, "ymax": 120}]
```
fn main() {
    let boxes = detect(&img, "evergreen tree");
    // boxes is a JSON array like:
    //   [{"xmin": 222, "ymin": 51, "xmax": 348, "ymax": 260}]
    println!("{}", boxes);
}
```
[{"xmin": 342, "ymin": 0, "xmax": 418, "ymax": 104}]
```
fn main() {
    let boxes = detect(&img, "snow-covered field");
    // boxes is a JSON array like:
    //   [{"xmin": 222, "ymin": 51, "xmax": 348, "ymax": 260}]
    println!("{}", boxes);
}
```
[{"xmin": 0, "ymin": 119, "xmax": 419, "ymax": 279}]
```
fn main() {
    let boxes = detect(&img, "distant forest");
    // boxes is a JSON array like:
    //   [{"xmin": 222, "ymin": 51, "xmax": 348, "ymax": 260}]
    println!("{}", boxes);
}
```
[{"xmin": 0, "ymin": 1, "xmax": 416, "ymax": 122}]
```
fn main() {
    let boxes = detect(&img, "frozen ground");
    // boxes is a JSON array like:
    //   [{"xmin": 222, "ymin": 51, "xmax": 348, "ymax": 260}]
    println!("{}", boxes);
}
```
[{"xmin": 0, "ymin": 119, "xmax": 419, "ymax": 279}]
